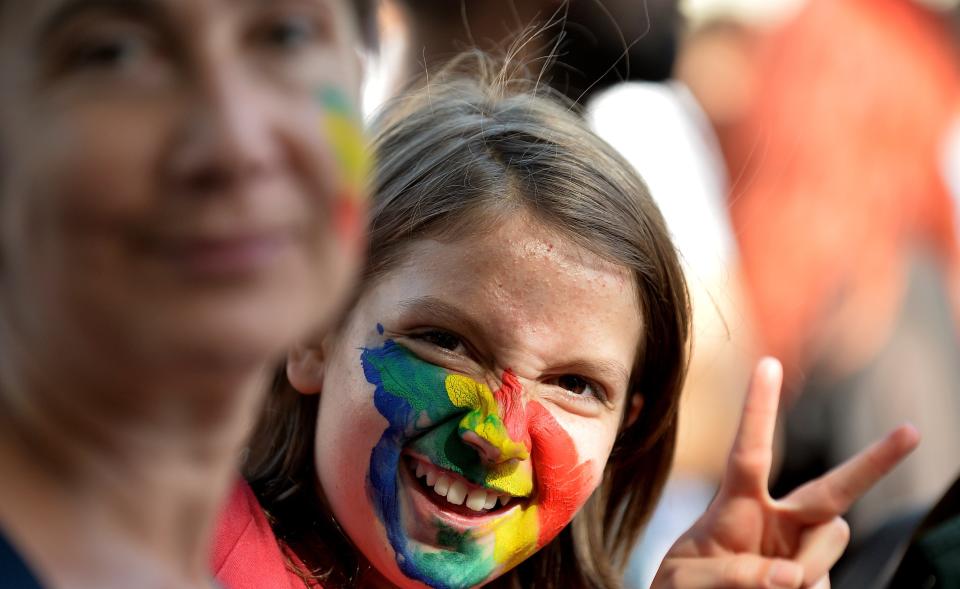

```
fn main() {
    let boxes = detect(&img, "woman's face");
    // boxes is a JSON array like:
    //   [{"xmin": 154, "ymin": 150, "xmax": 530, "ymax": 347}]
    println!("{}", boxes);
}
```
[
  {"xmin": 0, "ymin": 0, "xmax": 367, "ymax": 380},
  {"xmin": 307, "ymin": 215, "xmax": 644, "ymax": 588}
]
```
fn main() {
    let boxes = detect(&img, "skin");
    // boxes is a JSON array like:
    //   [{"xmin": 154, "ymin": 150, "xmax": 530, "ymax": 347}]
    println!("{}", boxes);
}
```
[
  {"xmin": 288, "ymin": 215, "xmax": 643, "ymax": 588},
  {"xmin": 0, "ymin": 1, "xmax": 366, "ymax": 587},
  {"xmin": 653, "ymin": 359, "xmax": 920, "ymax": 589}
]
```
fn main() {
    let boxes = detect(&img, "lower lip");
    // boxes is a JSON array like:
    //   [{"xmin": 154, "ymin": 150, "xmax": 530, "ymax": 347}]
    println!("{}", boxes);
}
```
[{"xmin": 399, "ymin": 457, "xmax": 520, "ymax": 534}]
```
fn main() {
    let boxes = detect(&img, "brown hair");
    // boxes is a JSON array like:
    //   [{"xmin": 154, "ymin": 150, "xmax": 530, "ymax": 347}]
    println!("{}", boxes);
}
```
[
  {"xmin": 246, "ymin": 55, "xmax": 690, "ymax": 588},
  {"xmin": 350, "ymin": 0, "xmax": 377, "ymax": 49}
]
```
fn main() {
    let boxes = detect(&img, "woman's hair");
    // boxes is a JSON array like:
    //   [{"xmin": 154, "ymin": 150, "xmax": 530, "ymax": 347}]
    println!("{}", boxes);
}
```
[
  {"xmin": 351, "ymin": 0, "xmax": 378, "ymax": 49},
  {"xmin": 245, "ymin": 55, "xmax": 691, "ymax": 588}
]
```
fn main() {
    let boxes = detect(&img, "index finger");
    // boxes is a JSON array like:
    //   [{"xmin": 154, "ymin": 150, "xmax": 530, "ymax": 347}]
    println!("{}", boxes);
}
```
[
  {"xmin": 721, "ymin": 357, "xmax": 784, "ymax": 496},
  {"xmin": 781, "ymin": 424, "xmax": 920, "ymax": 522}
]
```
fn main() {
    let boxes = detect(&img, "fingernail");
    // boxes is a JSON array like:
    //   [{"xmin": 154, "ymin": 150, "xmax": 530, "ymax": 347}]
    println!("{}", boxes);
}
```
[
  {"xmin": 899, "ymin": 422, "xmax": 921, "ymax": 444},
  {"xmin": 761, "ymin": 357, "xmax": 783, "ymax": 379},
  {"xmin": 767, "ymin": 561, "xmax": 803, "ymax": 589}
]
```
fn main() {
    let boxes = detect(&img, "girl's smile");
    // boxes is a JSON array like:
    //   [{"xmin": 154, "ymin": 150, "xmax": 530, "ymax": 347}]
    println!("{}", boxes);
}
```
[{"xmin": 404, "ymin": 453, "xmax": 523, "ymax": 517}]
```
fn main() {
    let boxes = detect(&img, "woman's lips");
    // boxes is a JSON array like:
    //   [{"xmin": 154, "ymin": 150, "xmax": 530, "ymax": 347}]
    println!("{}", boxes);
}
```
[
  {"xmin": 401, "ymin": 454, "xmax": 528, "ymax": 531},
  {"xmin": 144, "ymin": 230, "xmax": 298, "ymax": 279}
]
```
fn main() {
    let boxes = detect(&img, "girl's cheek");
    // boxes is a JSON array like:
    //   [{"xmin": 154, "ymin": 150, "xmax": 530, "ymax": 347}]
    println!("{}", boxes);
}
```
[{"xmin": 527, "ymin": 401, "xmax": 598, "ymax": 545}]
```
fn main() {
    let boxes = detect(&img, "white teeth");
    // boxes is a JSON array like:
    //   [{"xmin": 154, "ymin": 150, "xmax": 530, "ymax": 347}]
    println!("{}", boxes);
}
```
[
  {"xmin": 446, "ymin": 480, "xmax": 467, "ymax": 505},
  {"xmin": 412, "ymin": 458, "xmax": 517, "ymax": 512},
  {"xmin": 433, "ymin": 475, "xmax": 451, "ymax": 497},
  {"xmin": 466, "ymin": 489, "xmax": 488, "ymax": 512}
]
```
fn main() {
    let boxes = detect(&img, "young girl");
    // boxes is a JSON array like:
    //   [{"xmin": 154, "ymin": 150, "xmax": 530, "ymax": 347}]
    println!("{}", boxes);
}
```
[
  {"xmin": 0, "ymin": 1, "xmax": 371, "ymax": 587},
  {"xmin": 219, "ymin": 61, "xmax": 917, "ymax": 589}
]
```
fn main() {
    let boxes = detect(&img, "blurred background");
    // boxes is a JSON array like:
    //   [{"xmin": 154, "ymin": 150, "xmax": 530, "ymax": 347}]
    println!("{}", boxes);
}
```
[{"xmin": 359, "ymin": 1, "xmax": 960, "ymax": 586}]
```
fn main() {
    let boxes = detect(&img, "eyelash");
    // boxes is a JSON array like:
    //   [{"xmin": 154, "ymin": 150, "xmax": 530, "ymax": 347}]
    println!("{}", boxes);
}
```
[
  {"xmin": 408, "ymin": 330, "xmax": 466, "ymax": 354},
  {"xmin": 548, "ymin": 375, "xmax": 607, "ymax": 402}
]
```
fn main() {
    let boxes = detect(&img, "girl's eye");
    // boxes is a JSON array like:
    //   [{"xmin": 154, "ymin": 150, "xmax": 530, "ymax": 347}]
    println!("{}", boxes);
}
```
[
  {"xmin": 553, "ymin": 375, "xmax": 603, "ymax": 399},
  {"xmin": 412, "ymin": 330, "xmax": 465, "ymax": 353}
]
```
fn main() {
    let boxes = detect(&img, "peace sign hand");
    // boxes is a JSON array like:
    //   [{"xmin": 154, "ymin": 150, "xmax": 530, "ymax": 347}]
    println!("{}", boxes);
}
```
[{"xmin": 652, "ymin": 358, "xmax": 919, "ymax": 589}]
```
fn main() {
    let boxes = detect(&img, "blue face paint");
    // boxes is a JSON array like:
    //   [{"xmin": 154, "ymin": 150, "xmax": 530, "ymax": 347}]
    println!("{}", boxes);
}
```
[{"xmin": 361, "ymin": 340, "xmax": 496, "ymax": 588}]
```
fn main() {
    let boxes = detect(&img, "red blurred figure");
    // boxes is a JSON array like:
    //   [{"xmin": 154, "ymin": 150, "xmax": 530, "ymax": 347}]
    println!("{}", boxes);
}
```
[{"xmin": 726, "ymin": 0, "xmax": 960, "ymax": 389}]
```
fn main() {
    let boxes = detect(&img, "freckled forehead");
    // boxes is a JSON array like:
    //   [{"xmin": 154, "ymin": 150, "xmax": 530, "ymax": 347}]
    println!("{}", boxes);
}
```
[
  {"xmin": 510, "ymin": 230, "xmax": 626, "ymax": 284},
  {"xmin": 397, "ymin": 216, "xmax": 641, "ymax": 345},
  {"xmin": 470, "ymin": 220, "xmax": 631, "ymax": 290}
]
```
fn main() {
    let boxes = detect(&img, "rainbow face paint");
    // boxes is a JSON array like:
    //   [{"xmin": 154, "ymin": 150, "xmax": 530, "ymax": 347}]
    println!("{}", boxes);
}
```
[
  {"xmin": 317, "ymin": 86, "xmax": 369, "ymax": 241},
  {"xmin": 361, "ymin": 335, "xmax": 594, "ymax": 589}
]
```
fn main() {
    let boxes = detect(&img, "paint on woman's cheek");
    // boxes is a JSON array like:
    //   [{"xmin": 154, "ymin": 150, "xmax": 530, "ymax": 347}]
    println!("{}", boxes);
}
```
[
  {"xmin": 317, "ymin": 86, "xmax": 369, "ymax": 243},
  {"xmin": 360, "ymin": 335, "xmax": 596, "ymax": 588}
]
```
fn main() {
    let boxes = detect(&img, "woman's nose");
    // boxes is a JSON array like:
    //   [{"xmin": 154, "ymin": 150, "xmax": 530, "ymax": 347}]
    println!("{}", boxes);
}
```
[{"xmin": 165, "ymin": 70, "xmax": 281, "ymax": 196}]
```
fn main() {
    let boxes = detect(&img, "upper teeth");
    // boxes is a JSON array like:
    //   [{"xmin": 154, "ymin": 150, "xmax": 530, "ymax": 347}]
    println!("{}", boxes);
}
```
[{"xmin": 413, "ymin": 459, "xmax": 512, "ymax": 513}]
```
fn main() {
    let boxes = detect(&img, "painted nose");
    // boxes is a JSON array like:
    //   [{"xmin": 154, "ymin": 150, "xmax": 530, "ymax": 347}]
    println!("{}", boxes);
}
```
[
  {"xmin": 447, "ymin": 371, "xmax": 531, "ymax": 464},
  {"xmin": 459, "ymin": 425, "xmax": 529, "ymax": 465},
  {"xmin": 462, "ymin": 430, "xmax": 510, "ymax": 465}
]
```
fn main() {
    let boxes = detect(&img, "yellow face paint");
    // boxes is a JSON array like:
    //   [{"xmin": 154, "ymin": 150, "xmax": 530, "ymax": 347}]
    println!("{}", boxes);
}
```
[
  {"xmin": 318, "ymin": 86, "xmax": 370, "ymax": 200},
  {"xmin": 488, "ymin": 502, "xmax": 539, "ymax": 571},
  {"xmin": 445, "ymin": 374, "xmax": 530, "ymax": 461}
]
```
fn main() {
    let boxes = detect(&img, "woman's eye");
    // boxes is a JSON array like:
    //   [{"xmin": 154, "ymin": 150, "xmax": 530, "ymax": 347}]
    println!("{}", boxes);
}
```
[
  {"xmin": 68, "ymin": 34, "xmax": 150, "ymax": 71},
  {"xmin": 256, "ymin": 15, "xmax": 327, "ymax": 51},
  {"xmin": 412, "ymin": 331, "xmax": 465, "ymax": 353},
  {"xmin": 554, "ymin": 375, "xmax": 601, "ymax": 398}
]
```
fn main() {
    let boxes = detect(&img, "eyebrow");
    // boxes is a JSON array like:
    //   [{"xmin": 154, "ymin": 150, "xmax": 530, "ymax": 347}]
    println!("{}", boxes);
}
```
[
  {"xmin": 36, "ymin": 0, "xmax": 165, "ymax": 46},
  {"xmin": 397, "ymin": 296, "xmax": 633, "ymax": 394}
]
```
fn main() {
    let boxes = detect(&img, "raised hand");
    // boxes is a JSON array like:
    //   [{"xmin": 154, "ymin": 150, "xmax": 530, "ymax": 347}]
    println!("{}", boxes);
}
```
[{"xmin": 652, "ymin": 358, "xmax": 919, "ymax": 589}]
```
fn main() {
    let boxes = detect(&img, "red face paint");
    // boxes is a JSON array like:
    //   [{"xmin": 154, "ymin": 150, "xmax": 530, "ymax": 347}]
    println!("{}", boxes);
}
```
[
  {"xmin": 333, "ymin": 193, "xmax": 364, "ymax": 247},
  {"xmin": 494, "ymin": 370, "xmax": 532, "ymax": 452},
  {"xmin": 527, "ymin": 400, "xmax": 594, "ymax": 545}
]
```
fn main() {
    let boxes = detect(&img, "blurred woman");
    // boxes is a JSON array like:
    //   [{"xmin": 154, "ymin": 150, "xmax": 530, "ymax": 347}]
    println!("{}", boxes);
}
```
[{"xmin": 0, "ymin": 1, "xmax": 371, "ymax": 587}]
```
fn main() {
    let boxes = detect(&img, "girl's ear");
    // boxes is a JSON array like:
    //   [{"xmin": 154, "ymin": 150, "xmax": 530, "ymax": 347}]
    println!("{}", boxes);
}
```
[
  {"xmin": 625, "ymin": 393, "xmax": 644, "ymax": 428},
  {"xmin": 286, "ymin": 345, "xmax": 326, "ymax": 395}
]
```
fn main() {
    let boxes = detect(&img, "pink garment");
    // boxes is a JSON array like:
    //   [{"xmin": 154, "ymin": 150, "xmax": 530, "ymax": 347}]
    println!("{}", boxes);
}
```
[{"xmin": 212, "ymin": 479, "xmax": 320, "ymax": 589}]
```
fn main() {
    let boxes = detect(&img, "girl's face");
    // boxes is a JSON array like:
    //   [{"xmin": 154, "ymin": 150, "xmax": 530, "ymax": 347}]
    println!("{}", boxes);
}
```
[
  {"xmin": 304, "ymin": 215, "xmax": 644, "ymax": 589},
  {"xmin": 0, "ymin": 0, "xmax": 366, "ymax": 379}
]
